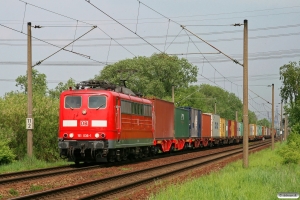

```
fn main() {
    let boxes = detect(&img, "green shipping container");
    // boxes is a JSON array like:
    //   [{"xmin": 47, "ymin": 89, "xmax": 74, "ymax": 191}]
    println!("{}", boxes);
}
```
[
  {"xmin": 238, "ymin": 122, "xmax": 244, "ymax": 136},
  {"xmin": 257, "ymin": 125, "xmax": 262, "ymax": 136},
  {"xmin": 174, "ymin": 108, "xmax": 190, "ymax": 138}
]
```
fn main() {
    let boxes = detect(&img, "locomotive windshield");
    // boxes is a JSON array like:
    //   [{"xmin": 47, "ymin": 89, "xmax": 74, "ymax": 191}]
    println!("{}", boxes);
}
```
[
  {"xmin": 65, "ymin": 96, "xmax": 81, "ymax": 109},
  {"xmin": 89, "ymin": 95, "xmax": 106, "ymax": 109}
]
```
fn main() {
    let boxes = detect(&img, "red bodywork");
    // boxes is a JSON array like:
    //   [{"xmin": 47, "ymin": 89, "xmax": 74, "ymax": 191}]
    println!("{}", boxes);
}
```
[{"xmin": 59, "ymin": 88, "xmax": 153, "ymax": 148}]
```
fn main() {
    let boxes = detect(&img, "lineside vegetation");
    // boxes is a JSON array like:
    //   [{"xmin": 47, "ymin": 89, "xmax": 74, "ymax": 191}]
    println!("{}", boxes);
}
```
[{"xmin": 149, "ymin": 141, "xmax": 300, "ymax": 200}]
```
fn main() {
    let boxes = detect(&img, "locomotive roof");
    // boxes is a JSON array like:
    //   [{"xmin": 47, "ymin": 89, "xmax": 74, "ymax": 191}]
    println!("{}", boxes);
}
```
[{"xmin": 61, "ymin": 88, "xmax": 152, "ymax": 104}]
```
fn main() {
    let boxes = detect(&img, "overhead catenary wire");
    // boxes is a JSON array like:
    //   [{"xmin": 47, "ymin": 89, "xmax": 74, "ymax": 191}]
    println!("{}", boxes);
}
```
[
  {"xmin": 2, "ymin": 24, "xmax": 300, "ymax": 42},
  {"xmin": 106, "ymin": 38, "xmax": 112, "ymax": 65},
  {"xmin": 3, "ymin": 0, "xmax": 286, "ymax": 114},
  {"xmin": 18, "ymin": 0, "xmax": 136, "ymax": 57},
  {"xmin": 0, "ymin": 23, "xmax": 106, "ymax": 65},
  {"xmin": 32, "ymin": 26, "xmax": 97, "ymax": 67},
  {"xmin": 137, "ymin": 0, "xmax": 241, "ymax": 66},
  {"xmin": 71, "ymin": 20, "xmax": 78, "ymax": 51},
  {"xmin": 185, "ymin": 30, "xmax": 240, "ymax": 90},
  {"xmin": 135, "ymin": 1, "xmax": 140, "ymax": 34},
  {"xmin": 2, "ymin": 31, "xmax": 300, "ymax": 47},
  {"xmin": 10, "ymin": 4, "xmax": 300, "ymax": 23},
  {"xmin": 164, "ymin": 19, "xmax": 170, "ymax": 52},
  {"xmin": 182, "ymin": 26, "xmax": 242, "ymax": 66},
  {"xmin": 21, "ymin": 2, "xmax": 27, "ymax": 33},
  {"xmin": 137, "ymin": 0, "xmax": 181, "ymax": 26},
  {"xmin": 84, "ymin": 0, "xmax": 163, "ymax": 53}
]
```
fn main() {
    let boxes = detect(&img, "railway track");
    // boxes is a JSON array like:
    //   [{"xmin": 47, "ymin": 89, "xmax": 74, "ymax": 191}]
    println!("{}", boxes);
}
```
[
  {"xmin": 0, "ymin": 140, "xmax": 264, "ymax": 186},
  {"xmin": 0, "ymin": 165, "xmax": 101, "ymax": 185},
  {"xmin": 11, "ymin": 141, "xmax": 271, "ymax": 200}
]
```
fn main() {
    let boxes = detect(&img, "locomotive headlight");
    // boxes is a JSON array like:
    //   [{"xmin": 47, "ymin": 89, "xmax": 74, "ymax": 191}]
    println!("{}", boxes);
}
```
[
  {"xmin": 69, "ymin": 133, "xmax": 74, "ymax": 138},
  {"xmin": 95, "ymin": 133, "xmax": 100, "ymax": 138}
]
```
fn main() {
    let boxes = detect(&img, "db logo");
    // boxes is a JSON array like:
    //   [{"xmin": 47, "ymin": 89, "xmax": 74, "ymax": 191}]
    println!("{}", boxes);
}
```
[{"xmin": 80, "ymin": 121, "xmax": 88, "ymax": 126}]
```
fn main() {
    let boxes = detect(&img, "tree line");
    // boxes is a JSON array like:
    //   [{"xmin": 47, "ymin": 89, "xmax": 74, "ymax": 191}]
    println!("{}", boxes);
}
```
[{"xmin": 0, "ymin": 53, "xmax": 264, "ymax": 164}]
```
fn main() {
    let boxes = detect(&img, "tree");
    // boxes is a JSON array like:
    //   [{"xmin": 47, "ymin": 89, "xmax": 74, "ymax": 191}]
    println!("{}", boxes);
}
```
[
  {"xmin": 280, "ymin": 61, "xmax": 300, "ymax": 108},
  {"xmin": 280, "ymin": 61, "xmax": 300, "ymax": 126},
  {"xmin": 95, "ymin": 53, "xmax": 198, "ymax": 98},
  {"xmin": 164, "ymin": 84, "xmax": 257, "ymax": 123},
  {"xmin": 257, "ymin": 118, "xmax": 271, "ymax": 127},
  {"xmin": 48, "ymin": 78, "xmax": 76, "ymax": 99},
  {"xmin": 15, "ymin": 68, "xmax": 48, "ymax": 96}
]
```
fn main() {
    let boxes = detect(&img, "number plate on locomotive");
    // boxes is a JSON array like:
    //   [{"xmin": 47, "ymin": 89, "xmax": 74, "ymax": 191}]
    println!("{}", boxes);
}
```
[{"xmin": 80, "ymin": 120, "xmax": 88, "ymax": 126}]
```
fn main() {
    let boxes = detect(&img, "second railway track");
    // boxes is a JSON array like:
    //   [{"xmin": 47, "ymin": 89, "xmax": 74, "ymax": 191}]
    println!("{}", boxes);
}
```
[{"xmin": 11, "ymin": 140, "xmax": 271, "ymax": 200}]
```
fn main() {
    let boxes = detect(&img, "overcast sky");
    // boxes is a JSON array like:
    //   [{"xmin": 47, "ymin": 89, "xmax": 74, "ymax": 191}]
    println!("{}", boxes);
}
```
[{"xmin": 1, "ymin": 0, "xmax": 300, "ymax": 124}]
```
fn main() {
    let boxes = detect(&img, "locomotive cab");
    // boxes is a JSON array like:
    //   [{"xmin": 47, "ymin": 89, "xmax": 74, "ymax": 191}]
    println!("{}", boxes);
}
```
[
  {"xmin": 58, "ymin": 80, "xmax": 153, "ymax": 164},
  {"xmin": 58, "ymin": 85, "xmax": 115, "ymax": 163}
]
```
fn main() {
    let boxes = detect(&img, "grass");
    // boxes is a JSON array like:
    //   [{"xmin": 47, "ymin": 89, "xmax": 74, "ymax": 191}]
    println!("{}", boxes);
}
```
[
  {"xmin": 8, "ymin": 188, "xmax": 18, "ymax": 196},
  {"xmin": 120, "ymin": 167, "xmax": 132, "ymax": 171},
  {"xmin": 0, "ymin": 156, "xmax": 68, "ymax": 174},
  {"xmin": 149, "ymin": 143, "xmax": 300, "ymax": 200},
  {"xmin": 29, "ymin": 184, "xmax": 43, "ymax": 193}
]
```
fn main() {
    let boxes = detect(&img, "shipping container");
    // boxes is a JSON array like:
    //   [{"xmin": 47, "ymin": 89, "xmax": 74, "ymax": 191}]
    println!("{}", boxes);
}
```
[
  {"xmin": 150, "ymin": 98, "xmax": 174, "ymax": 139},
  {"xmin": 234, "ymin": 121, "xmax": 237, "ymax": 137},
  {"xmin": 257, "ymin": 125, "xmax": 262, "ymax": 136},
  {"xmin": 181, "ymin": 107, "xmax": 201, "ymax": 137},
  {"xmin": 238, "ymin": 122, "xmax": 243, "ymax": 136},
  {"xmin": 212, "ymin": 114, "xmax": 220, "ymax": 137},
  {"xmin": 202, "ymin": 113, "xmax": 220, "ymax": 138},
  {"xmin": 276, "ymin": 129, "xmax": 280, "ymax": 137},
  {"xmin": 266, "ymin": 127, "xmax": 270, "ymax": 136},
  {"xmin": 262, "ymin": 126, "xmax": 265, "ymax": 136},
  {"xmin": 202, "ymin": 113, "xmax": 211, "ymax": 138},
  {"xmin": 220, "ymin": 118, "xmax": 226, "ymax": 137},
  {"xmin": 225, "ymin": 120, "xmax": 228, "ymax": 137},
  {"xmin": 228, "ymin": 120, "xmax": 236, "ymax": 137},
  {"xmin": 249, "ymin": 124, "xmax": 255, "ymax": 136},
  {"xmin": 174, "ymin": 108, "xmax": 189, "ymax": 138}
]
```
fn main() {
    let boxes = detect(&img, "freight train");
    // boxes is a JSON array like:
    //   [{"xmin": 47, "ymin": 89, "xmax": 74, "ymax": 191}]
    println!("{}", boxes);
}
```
[{"xmin": 58, "ymin": 80, "xmax": 275, "ymax": 164}]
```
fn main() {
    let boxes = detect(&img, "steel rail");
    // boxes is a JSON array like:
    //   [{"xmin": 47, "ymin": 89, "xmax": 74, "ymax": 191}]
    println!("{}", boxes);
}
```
[{"xmin": 11, "ymin": 141, "xmax": 271, "ymax": 200}]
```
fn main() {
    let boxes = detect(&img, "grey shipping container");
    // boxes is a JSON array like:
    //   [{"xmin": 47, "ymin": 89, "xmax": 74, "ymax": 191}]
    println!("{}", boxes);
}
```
[
  {"xmin": 180, "ymin": 107, "xmax": 201, "ymax": 137},
  {"xmin": 203, "ymin": 113, "xmax": 220, "ymax": 138},
  {"xmin": 212, "ymin": 114, "xmax": 220, "ymax": 137}
]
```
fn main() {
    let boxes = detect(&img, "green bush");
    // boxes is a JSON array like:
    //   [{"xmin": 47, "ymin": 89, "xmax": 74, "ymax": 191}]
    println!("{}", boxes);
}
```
[
  {"xmin": 277, "ymin": 123, "xmax": 300, "ymax": 164},
  {"xmin": 0, "ymin": 127, "xmax": 15, "ymax": 164},
  {"xmin": 0, "ymin": 139, "xmax": 15, "ymax": 164},
  {"xmin": 0, "ymin": 92, "xmax": 60, "ymax": 161}
]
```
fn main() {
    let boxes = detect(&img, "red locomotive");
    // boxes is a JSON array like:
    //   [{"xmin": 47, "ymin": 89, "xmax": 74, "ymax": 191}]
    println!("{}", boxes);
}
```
[{"xmin": 58, "ymin": 80, "xmax": 153, "ymax": 164}]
